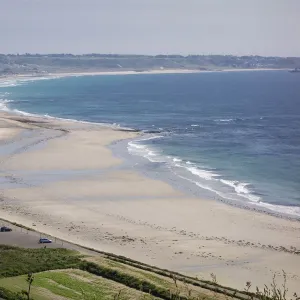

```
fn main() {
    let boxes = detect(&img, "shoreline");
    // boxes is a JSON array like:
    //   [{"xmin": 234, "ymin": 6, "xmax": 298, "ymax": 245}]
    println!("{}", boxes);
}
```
[
  {"xmin": 1, "ymin": 73, "xmax": 300, "ymax": 220},
  {"xmin": 2, "ymin": 88, "xmax": 300, "ymax": 221},
  {"xmin": 1, "ymin": 81, "xmax": 300, "ymax": 221},
  {"xmin": 115, "ymin": 134, "xmax": 300, "ymax": 221},
  {"xmin": 0, "ymin": 67, "xmax": 288, "ymax": 83},
  {"xmin": 4, "ymin": 105, "xmax": 299, "ymax": 221},
  {"xmin": 1, "ymin": 110, "xmax": 300, "ymax": 295}
]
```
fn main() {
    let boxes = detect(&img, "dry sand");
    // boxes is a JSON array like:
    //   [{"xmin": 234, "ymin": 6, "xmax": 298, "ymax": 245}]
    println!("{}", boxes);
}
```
[
  {"xmin": 0, "ymin": 111, "xmax": 300, "ymax": 295},
  {"xmin": 0, "ymin": 128, "xmax": 19, "ymax": 141}
]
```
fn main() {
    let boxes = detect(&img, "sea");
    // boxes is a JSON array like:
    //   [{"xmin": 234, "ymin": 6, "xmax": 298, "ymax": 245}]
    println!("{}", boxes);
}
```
[{"xmin": 1, "ymin": 71, "xmax": 300, "ymax": 218}]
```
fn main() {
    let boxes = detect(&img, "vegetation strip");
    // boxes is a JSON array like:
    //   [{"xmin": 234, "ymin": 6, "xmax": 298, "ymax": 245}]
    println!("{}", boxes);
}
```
[
  {"xmin": 61, "ymin": 243, "xmax": 254, "ymax": 299},
  {"xmin": 0, "ymin": 234, "xmax": 253, "ymax": 300},
  {"xmin": 0, "ymin": 245, "xmax": 293, "ymax": 300},
  {"xmin": 0, "ymin": 217, "xmax": 255, "ymax": 298},
  {"xmin": 79, "ymin": 261, "xmax": 185, "ymax": 300},
  {"xmin": 0, "ymin": 287, "xmax": 24, "ymax": 300},
  {"xmin": 0, "ymin": 245, "xmax": 81, "ymax": 278},
  {"xmin": 106, "ymin": 256, "xmax": 250, "ymax": 300},
  {"xmin": 0, "ymin": 219, "xmax": 246, "ymax": 298}
]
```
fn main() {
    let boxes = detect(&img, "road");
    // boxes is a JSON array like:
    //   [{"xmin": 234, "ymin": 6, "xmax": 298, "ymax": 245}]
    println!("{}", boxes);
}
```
[
  {"xmin": 0, "ymin": 230, "xmax": 66, "ymax": 249},
  {"xmin": 0, "ymin": 220, "xmax": 94, "ymax": 255}
]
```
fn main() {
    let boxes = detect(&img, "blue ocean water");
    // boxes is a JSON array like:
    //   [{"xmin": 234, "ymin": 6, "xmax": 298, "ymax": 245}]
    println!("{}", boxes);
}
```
[{"xmin": 1, "ymin": 71, "xmax": 300, "ymax": 216}]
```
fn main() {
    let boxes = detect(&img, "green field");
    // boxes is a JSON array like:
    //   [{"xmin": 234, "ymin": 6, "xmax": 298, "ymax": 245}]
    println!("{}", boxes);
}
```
[
  {"xmin": 0, "ymin": 245, "xmax": 81, "ymax": 278},
  {"xmin": 1, "ymin": 244, "xmax": 284, "ymax": 300},
  {"xmin": 86, "ymin": 256, "xmax": 217, "ymax": 299},
  {"xmin": 0, "ymin": 269, "xmax": 156, "ymax": 300},
  {"xmin": 0, "ymin": 245, "xmax": 219, "ymax": 300},
  {"xmin": 0, "ymin": 245, "xmax": 161, "ymax": 299}
]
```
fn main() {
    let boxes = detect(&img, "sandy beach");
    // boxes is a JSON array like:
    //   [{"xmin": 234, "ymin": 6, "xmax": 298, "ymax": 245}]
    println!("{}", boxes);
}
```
[
  {"xmin": 0, "ymin": 69, "xmax": 202, "ymax": 84},
  {"xmin": 0, "ymin": 111, "xmax": 300, "ymax": 295}
]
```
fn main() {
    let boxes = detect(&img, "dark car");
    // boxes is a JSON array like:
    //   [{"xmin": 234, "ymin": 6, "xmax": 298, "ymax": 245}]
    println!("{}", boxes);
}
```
[
  {"xmin": 0, "ymin": 226, "xmax": 12, "ymax": 232},
  {"xmin": 39, "ymin": 238, "xmax": 52, "ymax": 244}
]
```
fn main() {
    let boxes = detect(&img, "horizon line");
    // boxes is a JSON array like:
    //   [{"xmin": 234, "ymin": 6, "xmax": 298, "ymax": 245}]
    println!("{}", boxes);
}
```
[{"xmin": 1, "ymin": 53, "xmax": 300, "ymax": 59}]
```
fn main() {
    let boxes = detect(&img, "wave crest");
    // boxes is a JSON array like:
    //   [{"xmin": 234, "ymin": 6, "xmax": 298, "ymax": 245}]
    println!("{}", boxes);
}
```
[
  {"xmin": 126, "ymin": 138, "xmax": 300, "ymax": 217},
  {"xmin": 0, "ymin": 99, "xmax": 14, "ymax": 111}
]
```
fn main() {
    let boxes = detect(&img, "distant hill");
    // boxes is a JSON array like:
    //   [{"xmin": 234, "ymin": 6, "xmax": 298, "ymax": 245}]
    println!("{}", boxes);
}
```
[{"xmin": 1, "ymin": 53, "xmax": 299, "ymax": 75}]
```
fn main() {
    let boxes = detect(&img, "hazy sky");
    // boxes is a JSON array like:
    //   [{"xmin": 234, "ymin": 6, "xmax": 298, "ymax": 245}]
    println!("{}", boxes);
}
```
[{"xmin": 1, "ymin": 0, "xmax": 300, "ymax": 56}]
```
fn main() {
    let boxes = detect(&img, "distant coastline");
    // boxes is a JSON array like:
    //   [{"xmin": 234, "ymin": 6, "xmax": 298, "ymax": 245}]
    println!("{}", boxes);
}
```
[
  {"xmin": 1, "ymin": 53, "xmax": 298, "ymax": 77},
  {"xmin": 0, "ymin": 67, "xmax": 289, "ymax": 82}
]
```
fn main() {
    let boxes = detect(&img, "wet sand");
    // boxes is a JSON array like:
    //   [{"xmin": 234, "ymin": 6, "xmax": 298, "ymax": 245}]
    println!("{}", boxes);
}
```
[{"xmin": 0, "ymin": 111, "xmax": 299, "ymax": 295}]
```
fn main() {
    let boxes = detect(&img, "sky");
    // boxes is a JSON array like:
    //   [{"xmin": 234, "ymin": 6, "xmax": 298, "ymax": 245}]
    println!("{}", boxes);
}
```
[{"xmin": 1, "ymin": 0, "xmax": 300, "ymax": 57}]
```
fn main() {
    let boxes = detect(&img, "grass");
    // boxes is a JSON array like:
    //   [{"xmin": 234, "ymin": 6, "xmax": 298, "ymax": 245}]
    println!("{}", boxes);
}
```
[
  {"xmin": 86, "ymin": 256, "xmax": 218, "ymax": 299},
  {"xmin": 0, "ymin": 245, "xmax": 298, "ymax": 300},
  {"xmin": 0, "ymin": 245, "xmax": 81, "ymax": 278},
  {"xmin": 79, "ymin": 260, "xmax": 221, "ymax": 300},
  {"xmin": 88, "ymin": 256, "xmax": 174, "ymax": 289},
  {"xmin": 0, "ymin": 245, "xmax": 218, "ymax": 300},
  {"xmin": 101, "ymin": 256, "xmax": 243, "ymax": 299},
  {"xmin": 0, "ymin": 286, "xmax": 27, "ymax": 300},
  {"xmin": 0, "ymin": 269, "xmax": 157, "ymax": 300}
]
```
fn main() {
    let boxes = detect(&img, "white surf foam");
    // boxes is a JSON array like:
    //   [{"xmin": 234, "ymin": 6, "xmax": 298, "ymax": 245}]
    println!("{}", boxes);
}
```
[
  {"xmin": 127, "ymin": 136, "xmax": 166, "ymax": 163},
  {"xmin": 173, "ymin": 157, "xmax": 182, "ymax": 162},
  {"xmin": 215, "ymin": 118, "xmax": 234, "ymax": 122},
  {"xmin": 220, "ymin": 179, "xmax": 261, "ymax": 203},
  {"xmin": 178, "ymin": 169, "xmax": 299, "ymax": 217},
  {"xmin": 175, "ymin": 173, "xmax": 234, "ymax": 200},
  {"xmin": 136, "ymin": 135, "xmax": 164, "ymax": 142},
  {"xmin": 0, "ymin": 98, "xmax": 50, "ymax": 118},
  {"xmin": 133, "ymin": 142, "xmax": 296, "ymax": 216},
  {"xmin": 127, "ymin": 137, "xmax": 265, "ymax": 205},
  {"xmin": 0, "ymin": 80, "xmax": 18, "ymax": 88},
  {"xmin": 0, "ymin": 99, "xmax": 14, "ymax": 112},
  {"xmin": 0, "ymin": 76, "xmax": 58, "ymax": 88},
  {"xmin": 253, "ymin": 201, "xmax": 300, "ymax": 218},
  {"xmin": 185, "ymin": 166, "xmax": 220, "ymax": 180}
]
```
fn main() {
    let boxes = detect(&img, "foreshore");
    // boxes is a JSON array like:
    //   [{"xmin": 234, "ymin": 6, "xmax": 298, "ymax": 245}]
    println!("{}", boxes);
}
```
[{"xmin": 0, "ymin": 110, "xmax": 300, "ymax": 295}]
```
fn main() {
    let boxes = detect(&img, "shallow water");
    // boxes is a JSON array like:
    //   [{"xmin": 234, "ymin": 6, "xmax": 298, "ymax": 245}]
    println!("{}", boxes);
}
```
[{"xmin": 1, "ymin": 71, "xmax": 300, "ymax": 217}]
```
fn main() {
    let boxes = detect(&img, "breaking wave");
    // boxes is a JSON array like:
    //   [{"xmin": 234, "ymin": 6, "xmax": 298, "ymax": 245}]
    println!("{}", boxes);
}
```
[{"xmin": 127, "ymin": 137, "xmax": 300, "ymax": 218}]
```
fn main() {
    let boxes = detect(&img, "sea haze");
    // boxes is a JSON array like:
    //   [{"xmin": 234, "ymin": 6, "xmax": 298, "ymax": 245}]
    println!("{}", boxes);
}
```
[{"xmin": 1, "ymin": 71, "xmax": 300, "ymax": 217}]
